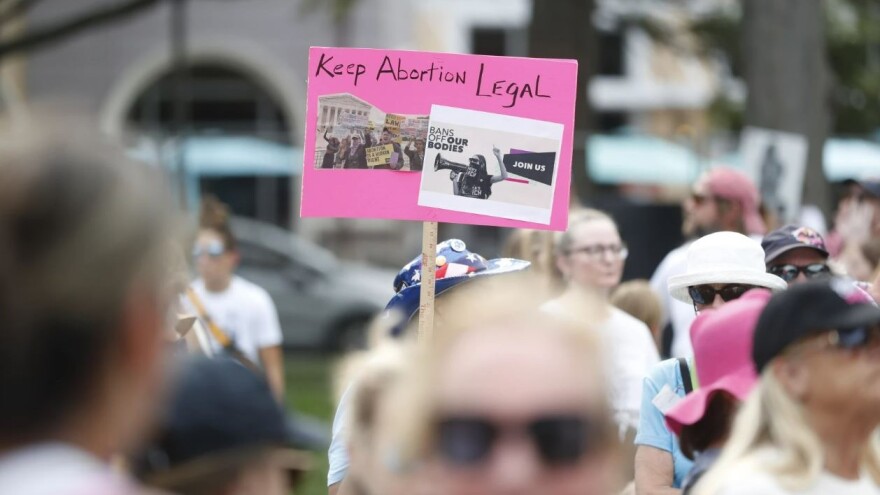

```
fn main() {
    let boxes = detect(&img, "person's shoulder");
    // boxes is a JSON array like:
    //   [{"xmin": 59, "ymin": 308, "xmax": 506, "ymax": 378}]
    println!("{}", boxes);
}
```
[
  {"xmin": 540, "ymin": 299, "xmax": 566, "ymax": 317},
  {"xmin": 646, "ymin": 357, "xmax": 681, "ymax": 385},
  {"xmin": 607, "ymin": 307, "xmax": 655, "ymax": 349},
  {"xmin": 712, "ymin": 469, "xmax": 784, "ymax": 495},
  {"xmin": 650, "ymin": 242, "xmax": 692, "ymax": 283},
  {"xmin": 230, "ymin": 276, "xmax": 274, "ymax": 303},
  {"xmin": 661, "ymin": 243, "xmax": 691, "ymax": 267},
  {"xmin": 190, "ymin": 278, "xmax": 206, "ymax": 292},
  {"xmin": 609, "ymin": 306, "xmax": 650, "ymax": 329}
]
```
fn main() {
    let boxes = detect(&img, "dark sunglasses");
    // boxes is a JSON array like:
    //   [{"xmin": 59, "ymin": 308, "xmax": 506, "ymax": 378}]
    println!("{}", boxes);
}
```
[
  {"xmin": 435, "ymin": 414, "xmax": 610, "ymax": 467},
  {"xmin": 767, "ymin": 263, "xmax": 830, "ymax": 282},
  {"xmin": 688, "ymin": 284, "xmax": 756, "ymax": 305},
  {"xmin": 826, "ymin": 325, "xmax": 880, "ymax": 351},
  {"xmin": 192, "ymin": 242, "xmax": 225, "ymax": 258}
]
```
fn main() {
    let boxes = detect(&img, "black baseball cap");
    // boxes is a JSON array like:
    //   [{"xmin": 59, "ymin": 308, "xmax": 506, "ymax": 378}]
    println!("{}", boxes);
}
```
[
  {"xmin": 761, "ymin": 225, "xmax": 829, "ymax": 264},
  {"xmin": 134, "ymin": 357, "xmax": 311, "ymax": 486},
  {"xmin": 752, "ymin": 278, "xmax": 880, "ymax": 372}
]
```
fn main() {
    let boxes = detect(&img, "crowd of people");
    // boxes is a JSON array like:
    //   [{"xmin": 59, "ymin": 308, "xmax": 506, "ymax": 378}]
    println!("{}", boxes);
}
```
[
  {"xmin": 321, "ymin": 127, "xmax": 423, "ymax": 170},
  {"xmin": 328, "ymin": 168, "xmax": 880, "ymax": 495},
  {"xmin": 0, "ymin": 118, "xmax": 879, "ymax": 495}
]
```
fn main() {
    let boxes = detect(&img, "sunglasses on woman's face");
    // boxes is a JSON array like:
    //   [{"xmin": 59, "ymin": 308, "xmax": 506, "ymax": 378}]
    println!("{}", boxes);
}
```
[
  {"xmin": 434, "ymin": 414, "xmax": 611, "ymax": 467},
  {"xmin": 767, "ymin": 263, "xmax": 830, "ymax": 282},
  {"xmin": 687, "ymin": 284, "xmax": 755, "ymax": 306},
  {"xmin": 192, "ymin": 241, "xmax": 225, "ymax": 259}
]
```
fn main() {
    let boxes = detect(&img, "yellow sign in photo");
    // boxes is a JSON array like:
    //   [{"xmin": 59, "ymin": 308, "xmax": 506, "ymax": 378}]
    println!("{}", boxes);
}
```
[{"xmin": 366, "ymin": 144, "xmax": 394, "ymax": 167}]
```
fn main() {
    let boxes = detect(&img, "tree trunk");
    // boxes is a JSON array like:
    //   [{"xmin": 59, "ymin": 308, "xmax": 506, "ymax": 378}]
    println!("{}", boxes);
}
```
[
  {"xmin": 742, "ymin": 0, "xmax": 831, "ymax": 219},
  {"xmin": 529, "ymin": 0, "xmax": 596, "ymax": 205}
]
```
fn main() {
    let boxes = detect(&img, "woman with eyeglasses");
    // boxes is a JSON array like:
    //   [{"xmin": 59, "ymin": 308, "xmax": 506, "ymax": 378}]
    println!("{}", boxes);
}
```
[
  {"xmin": 188, "ymin": 196, "xmax": 286, "ymax": 401},
  {"xmin": 544, "ymin": 209, "xmax": 660, "ymax": 441},
  {"xmin": 399, "ymin": 288, "xmax": 622, "ymax": 495},
  {"xmin": 695, "ymin": 279, "xmax": 880, "ymax": 495}
]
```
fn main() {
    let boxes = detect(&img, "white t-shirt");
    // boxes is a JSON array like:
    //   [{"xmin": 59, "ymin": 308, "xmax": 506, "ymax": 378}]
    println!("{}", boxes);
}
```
[
  {"xmin": 542, "ymin": 301, "xmax": 660, "ymax": 432},
  {"xmin": 327, "ymin": 386, "xmax": 353, "ymax": 486},
  {"xmin": 714, "ymin": 468, "xmax": 880, "ymax": 495},
  {"xmin": 650, "ymin": 243, "xmax": 696, "ymax": 358},
  {"xmin": 187, "ymin": 275, "xmax": 283, "ymax": 364},
  {"xmin": 0, "ymin": 443, "xmax": 141, "ymax": 495}
]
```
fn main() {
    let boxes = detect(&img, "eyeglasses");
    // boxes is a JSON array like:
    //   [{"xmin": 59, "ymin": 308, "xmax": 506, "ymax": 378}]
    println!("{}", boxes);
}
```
[
  {"xmin": 821, "ymin": 325, "xmax": 880, "ymax": 351},
  {"xmin": 568, "ymin": 243, "xmax": 629, "ymax": 260},
  {"xmin": 192, "ymin": 241, "xmax": 225, "ymax": 259},
  {"xmin": 687, "ymin": 284, "xmax": 756, "ymax": 305},
  {"xmin": 767, "ymin": 263, "xmax": 830, "ymax": 282},
  {"xmin": 435, "ymin": 414, "xmax": 611, "ymax": 467}
]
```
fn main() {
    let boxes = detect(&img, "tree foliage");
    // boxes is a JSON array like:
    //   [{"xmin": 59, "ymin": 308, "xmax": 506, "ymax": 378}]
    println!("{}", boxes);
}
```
[{"xmin": 682, "ymin": 0, "xmax": 880, "ymax": 135}]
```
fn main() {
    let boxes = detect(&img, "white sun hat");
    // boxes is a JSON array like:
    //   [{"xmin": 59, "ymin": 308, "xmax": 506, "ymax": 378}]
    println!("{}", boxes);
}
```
[{"xmin": 668, "ymin": 231, "xmax": 787, "ymax": 304}]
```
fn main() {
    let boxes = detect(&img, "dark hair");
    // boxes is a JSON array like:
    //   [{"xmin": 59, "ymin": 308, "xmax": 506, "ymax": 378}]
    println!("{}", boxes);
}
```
[
  {"xmin": 199, "ymin": 195, "xmax": 236, "ymax": 251},
  {"xmin": 678, "ymin": 391, "xmax": 737, "ymax": 460},
  {"xmin": 382, "ymin": 127, "xmax": 392, "ymax": 134},
  {"xmin": 0, "ymin": 122, "xmax": 179, "ymax": 440},
  {"xmin": 469, "ymin": 154, "xmax": 487, "ymax": 172}
]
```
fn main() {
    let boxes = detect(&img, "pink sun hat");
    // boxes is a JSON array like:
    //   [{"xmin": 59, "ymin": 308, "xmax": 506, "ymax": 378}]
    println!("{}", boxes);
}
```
[{"xmin": 664, "ymin": 288, "xmax": 773, "ymax": 435}]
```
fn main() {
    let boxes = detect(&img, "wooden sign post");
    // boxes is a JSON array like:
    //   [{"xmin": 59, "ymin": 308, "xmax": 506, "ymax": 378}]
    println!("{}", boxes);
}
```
[{"xmin": 418, "ymin": 221, "xmax": 438, "ymax": 342}]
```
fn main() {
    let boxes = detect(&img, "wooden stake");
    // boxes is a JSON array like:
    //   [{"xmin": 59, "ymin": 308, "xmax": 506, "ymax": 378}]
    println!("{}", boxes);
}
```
[{"xmin": 418, "ymin": 221, "xmax": 438, "ymax": 342}]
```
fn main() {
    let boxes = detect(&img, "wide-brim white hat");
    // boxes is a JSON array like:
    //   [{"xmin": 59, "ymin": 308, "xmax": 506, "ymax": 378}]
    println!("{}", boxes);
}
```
[{"xmin": 668, "ymin": 231, "xmax": 787, "ymax": 304}]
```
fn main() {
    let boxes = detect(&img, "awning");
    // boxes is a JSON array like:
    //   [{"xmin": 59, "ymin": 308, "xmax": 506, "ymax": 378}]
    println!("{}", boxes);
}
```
[{"xmin": 587, "ymin": 134, "xmax": 701, "ymax": 185}]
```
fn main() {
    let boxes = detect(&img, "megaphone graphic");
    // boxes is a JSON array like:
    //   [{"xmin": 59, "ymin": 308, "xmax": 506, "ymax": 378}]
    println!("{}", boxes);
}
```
[{"xmin": 434, "ymin": 154, "xmax": 468, "ymax": 173}]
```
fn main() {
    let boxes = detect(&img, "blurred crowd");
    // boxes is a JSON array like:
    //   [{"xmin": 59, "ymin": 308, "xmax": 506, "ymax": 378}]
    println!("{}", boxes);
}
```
[{"xmin": 1, "ymin": 117, "xmax": 879, "ymax": 495}]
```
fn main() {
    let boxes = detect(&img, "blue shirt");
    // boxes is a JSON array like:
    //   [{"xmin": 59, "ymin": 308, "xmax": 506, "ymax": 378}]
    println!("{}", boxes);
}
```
[{"xmin": 634, "ymin": 358, "xmax": 695, "ymax": 488}]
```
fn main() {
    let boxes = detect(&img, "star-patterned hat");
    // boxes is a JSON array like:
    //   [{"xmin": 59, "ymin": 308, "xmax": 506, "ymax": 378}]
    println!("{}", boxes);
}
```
[{"xmin": 385, "ymin": 239, "xmax": 530, "ymax": 337}]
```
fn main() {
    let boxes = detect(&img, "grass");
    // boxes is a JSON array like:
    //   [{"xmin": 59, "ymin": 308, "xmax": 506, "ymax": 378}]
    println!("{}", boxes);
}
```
[{"xmin": 284, "ymin": 353, "xmax": 338, "ymax": 495}]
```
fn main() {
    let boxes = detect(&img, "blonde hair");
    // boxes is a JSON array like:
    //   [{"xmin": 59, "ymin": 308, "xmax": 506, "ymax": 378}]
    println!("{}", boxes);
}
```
[
  {"xmin": 695, "ymin": 367, "xmax": 880, "ymax": 494},
  {"xmin": 394, "ymin": 283, "xmax": 616, "ymax": 467},
  {"xmin": 611, "ymin": 280, "xmax": 662, "ymax": 334},
  {"xmin": 503, "ymin": 229, "xmax": 564, "ymax": 295},
  {"xmin": 346, "ymin": 340, "xmax": 411, "ymax": 456},
  {"xmin": 554, "ymin": 208, "xmax": 617, "ymax": 256}
]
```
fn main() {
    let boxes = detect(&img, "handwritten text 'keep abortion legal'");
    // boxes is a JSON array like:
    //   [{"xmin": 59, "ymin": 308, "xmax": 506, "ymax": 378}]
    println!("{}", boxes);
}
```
[{"xmin": 314, "ymin": 53, "xmax": 553, "ymax": 109}]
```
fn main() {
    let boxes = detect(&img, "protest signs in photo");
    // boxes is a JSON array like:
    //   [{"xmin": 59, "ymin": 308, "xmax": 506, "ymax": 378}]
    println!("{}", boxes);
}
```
[
  {"xmin": 419, "ymin": 106, "xmax": 563, "ymax": 224},
  {"xmin": 314, "ymin": 94, "xmax": 426, "ymax": 170},
  {"xmin": 302, "ymin": 47, "xmax": 578, "ymax": 230}
]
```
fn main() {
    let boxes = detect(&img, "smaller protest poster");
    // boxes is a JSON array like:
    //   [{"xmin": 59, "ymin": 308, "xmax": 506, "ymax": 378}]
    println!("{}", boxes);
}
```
[
  {"xmin": 418, "ymin": 105, "xmax": 563, "ymax": 225},
  {"xmin": 740, "ymin": 127, "xmax": 808, "ymax": 223},
  {"xmin": 313, "ymin": 93, "xmax": 427, "ymax": 171}
]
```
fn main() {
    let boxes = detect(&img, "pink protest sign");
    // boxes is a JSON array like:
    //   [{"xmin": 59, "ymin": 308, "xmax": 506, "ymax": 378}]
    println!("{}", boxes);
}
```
[{"xmin": 302, "ymin": 47, "xmax": 577, "ymax": 230}]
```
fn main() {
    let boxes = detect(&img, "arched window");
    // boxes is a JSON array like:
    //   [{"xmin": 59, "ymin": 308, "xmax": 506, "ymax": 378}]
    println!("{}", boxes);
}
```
[{"xmin": 126, "ymin": 64, "xmax": 293, "ymax": 227}]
